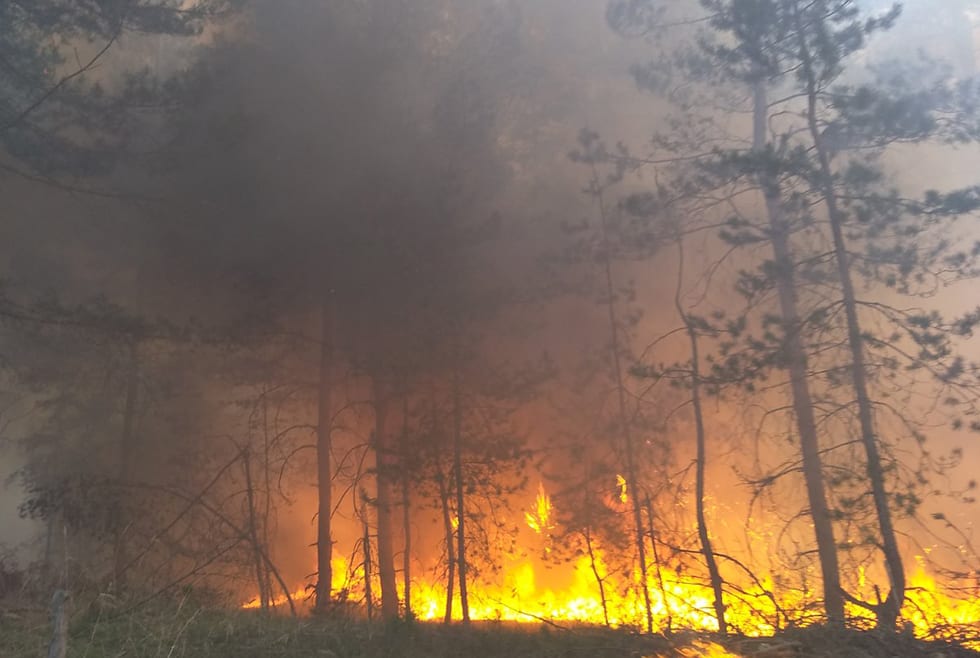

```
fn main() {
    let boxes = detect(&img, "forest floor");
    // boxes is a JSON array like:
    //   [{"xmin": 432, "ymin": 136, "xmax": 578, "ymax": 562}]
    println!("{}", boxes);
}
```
[{"xmin": 2, "ymin": 601, "xmax": 979, "ymax": 658}]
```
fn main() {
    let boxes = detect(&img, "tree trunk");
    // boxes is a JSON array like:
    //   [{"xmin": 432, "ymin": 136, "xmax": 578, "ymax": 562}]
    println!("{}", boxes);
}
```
[
  {"xmin": 361, "ymin": 496, "xmax": 373, "ymax": 621},
  {"xmin": 315, "ymin": 296, "xmax": 334, "ymax": 612},
  {"xmin": 47, "ymin": 589, "xmax": 69, "ymax": 658},
  {"xmin": 242, "ymin": 447, "xmax": 270, "ymax": 613},
  {"xmin": 583, "ymin": 524, "xmax": 609, "ymax": 627},
  {"xmin": 43, "ymin": 513, "xmax": 56, "ymax": 584},
  {"xmin": 644, "ymin": 494, "xmax": 672, "ymax": 634},
  {"xmin": 674, "ymin": 239, "xmax": 727, "ymax": 634},
  {"xmin": 259, "ymin": 396, "xmax": 274, "ymax": 607},
  {"xmin": 451, "ymin": 373, "xmax": 470, "ymax": 623},
  {"xmin": 793, "ymin": 7, "xmax": 905, "ymax": 627},
  {"xmin": 372, "ymin": 381, "xmax": 399, "ymax": 620},
  {"xmin": 752, "ymin": 79, "xmax": 845, "ymax": 624},
  {"xmin": 436, "ymin": 466, "xmax": 456, "ymax": 624},
  {"xmin": 592, "ymin": 165, "xmax": 654, "ymax": 633},
  {"xmin": 402, "ymin": 468, "xmax": 412, "ymax": 619},
  {"xmin": 688, "ymin": 326, "xmax": 727, "ymax": 634}
]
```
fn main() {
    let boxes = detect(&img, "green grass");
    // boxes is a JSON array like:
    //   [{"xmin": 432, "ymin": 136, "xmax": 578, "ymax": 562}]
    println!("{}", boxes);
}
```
[{"xmin": 2, "ymin": 602, "xmax": 978, "ymax": 658}]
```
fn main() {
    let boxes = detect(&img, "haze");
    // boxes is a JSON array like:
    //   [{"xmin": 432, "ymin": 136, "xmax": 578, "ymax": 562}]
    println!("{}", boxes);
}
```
[{"xmin": 2, "ymin": 0, "xmax": 980, "ymax": 639}]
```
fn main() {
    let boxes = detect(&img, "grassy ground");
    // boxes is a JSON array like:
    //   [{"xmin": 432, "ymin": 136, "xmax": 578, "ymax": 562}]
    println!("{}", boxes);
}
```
[{"xmin": 2, "ymin": 600, "xmax": 978, "ymax": 658}]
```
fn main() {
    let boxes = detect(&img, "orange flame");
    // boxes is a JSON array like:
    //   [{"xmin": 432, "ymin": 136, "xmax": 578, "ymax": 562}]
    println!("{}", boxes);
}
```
[
  {"xmin": 616, "ymin": 474, "xmax": 628, "ymax": 504},
  {"xmin": 241, "ymin": 496, "xmax": 980, "ymax": 649},
  {"xmin": 674, "ymin": 641, "xmax": 742, "ymax": 658}
]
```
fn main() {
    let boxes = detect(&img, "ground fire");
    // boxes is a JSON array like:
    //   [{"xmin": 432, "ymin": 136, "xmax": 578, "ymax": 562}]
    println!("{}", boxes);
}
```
[{"xmin": 241, "ymin": 482, "xmax": 980, "ymax": 649}]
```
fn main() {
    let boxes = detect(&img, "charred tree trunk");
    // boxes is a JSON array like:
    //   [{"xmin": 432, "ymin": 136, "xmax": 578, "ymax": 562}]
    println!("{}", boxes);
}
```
[
  {"xmin": 372, "ymin": 383, "xmax": 399, "ymax": 620},
  {"xmin": 752, "ymin": 79, "xmax": 845, "ymax": 624},
  {"xmin": 315, "ymin": 295, "xmax": 334, "ymax": 612},
  {"xmin": 451, "ymin": 373, "xmax": 470, "ymax": 623},
  {"xmin": 361, "ymin": 495, "xmax": 374, "ymax": 621},
  {"xmin": 402, "ymin": 462, "xmax": 413, "ymax": 619},
  {"xmin": 436, "ymin": 466, "xmax": 455, "ymax": 623},
  {"xmin": 793, "ymin": 7, "xmax": 905, "ymax": 628}
]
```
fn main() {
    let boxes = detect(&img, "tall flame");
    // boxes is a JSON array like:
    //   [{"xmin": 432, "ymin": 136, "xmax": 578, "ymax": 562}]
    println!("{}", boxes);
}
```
[{"xmin": 525, "ymin": 481, "xmax": 554, "ymax": 535}]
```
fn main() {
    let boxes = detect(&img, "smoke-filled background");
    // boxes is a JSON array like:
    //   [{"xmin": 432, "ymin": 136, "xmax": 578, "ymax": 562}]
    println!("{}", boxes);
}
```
[{"xmin": 2, "ymin": 0, "xmax": 980, "ymax": 635}]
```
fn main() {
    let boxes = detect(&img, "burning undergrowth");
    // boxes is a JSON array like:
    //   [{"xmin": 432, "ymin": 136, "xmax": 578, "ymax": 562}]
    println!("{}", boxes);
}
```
[{"xmin": 239, "ymin": 480, "xmax": 980, "ymax": 649}]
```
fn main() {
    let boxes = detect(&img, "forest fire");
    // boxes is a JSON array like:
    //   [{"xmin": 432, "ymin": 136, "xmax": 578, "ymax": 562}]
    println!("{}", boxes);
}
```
[
  {"xmin": 240, "ymin": 486, "xmax": 980, "ymax": 649},
  {"xmin": 9, "ymin": 0, "xmax": 980, "ymax": 656}
]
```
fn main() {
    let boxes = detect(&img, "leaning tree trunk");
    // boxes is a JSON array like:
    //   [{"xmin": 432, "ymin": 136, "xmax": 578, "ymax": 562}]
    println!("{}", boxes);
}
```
[
  {"xmin": 752, "ymin": 79, "xmax": 846, "ymax": 624},
  {"xmin": 583, "ymin": 523, "xmax": 610, "ymax": 627},
  {"xmin": 315, "ymin": 295, "xmax": 335, "ymax": 611},
  {"xmin": 687, "ymin": 327, "xmax": 727, "ymax": 634},
  {"xmin": 673, "ymin": 241, "xmax": 727, "ymax": 633},
  {"xmin": 794, "ymin": 8, "xmax": 905, "ymax": 627}
]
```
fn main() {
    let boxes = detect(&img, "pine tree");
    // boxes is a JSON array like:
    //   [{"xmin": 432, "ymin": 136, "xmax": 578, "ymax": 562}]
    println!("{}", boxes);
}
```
[
  {"xmin": 612, "ymin": 0, "xmax": 980, "ymax": 628},
  {"xmin": 1, "ymin": 0, "xmax": 238, "ymax": 183}
]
